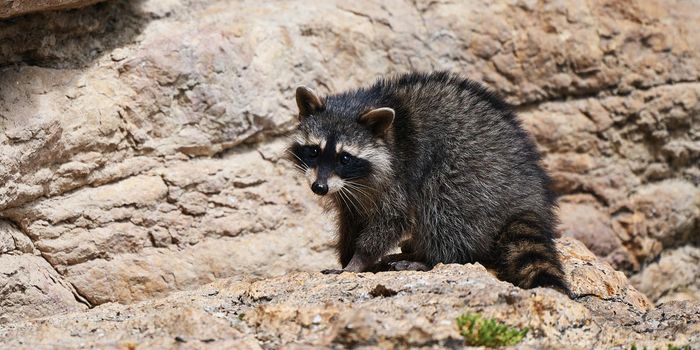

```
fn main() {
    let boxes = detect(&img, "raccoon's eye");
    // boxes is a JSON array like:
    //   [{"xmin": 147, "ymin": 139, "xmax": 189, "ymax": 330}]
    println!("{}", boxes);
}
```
[
  {"xmin": 304, "ymin": 146, "xmax": 320, "ymax": 158},
  {"xmin": 339, "ymin": 153, "xmax": 352, "ymax": 165}
]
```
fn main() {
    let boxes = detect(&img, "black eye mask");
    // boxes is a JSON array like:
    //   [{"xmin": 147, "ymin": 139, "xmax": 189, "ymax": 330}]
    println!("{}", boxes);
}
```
[
  {"xmin": 292, "ymin": 139, "xmax": 373, "ymax": 180},
  {"xmin": 301, "ymin": 145, "xmax": 320, "ymax": 165},
  {"xmin": 291, "ymin": 143, "xmax": 317, "ymax": 168},
  {"xmin": 335, "ymin": 153, "xmax": 371, "ymax": 180}
]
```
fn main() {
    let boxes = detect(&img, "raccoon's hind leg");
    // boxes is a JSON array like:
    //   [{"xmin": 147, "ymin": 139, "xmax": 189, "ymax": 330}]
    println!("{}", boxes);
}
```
[
  {"xmin": 399, "ymin": 238, "xmax": 417, "ymax": 254},
  {"xmin": 390, "ymin": 238, "xmax": 430, "ymax": 271},
  {"xmin": 365, "ymin": 236, "xmax": 431, "ymax": 272},
  {"xmin": 494, "ymin": 212, "xmax": 570, "ymax": 295},
  {"xmin": 389, "ymin": 260, "xmax": 430, "ymax": 271},
  {"xmin": 364, "ymin": 251, "xmax": 430, "ymax": 272}
]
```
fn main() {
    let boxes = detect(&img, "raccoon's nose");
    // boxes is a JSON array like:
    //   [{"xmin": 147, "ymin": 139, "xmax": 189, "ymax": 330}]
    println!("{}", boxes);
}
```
[{"xmin": 311, "ymin": 182, "xmax": 328, "ymax": 196}]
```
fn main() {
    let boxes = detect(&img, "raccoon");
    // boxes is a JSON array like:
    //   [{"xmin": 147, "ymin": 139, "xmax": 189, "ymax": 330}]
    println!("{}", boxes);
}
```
[{"xmin": 288, "ymin": 71, "xmax": 569, "ymax": 294}]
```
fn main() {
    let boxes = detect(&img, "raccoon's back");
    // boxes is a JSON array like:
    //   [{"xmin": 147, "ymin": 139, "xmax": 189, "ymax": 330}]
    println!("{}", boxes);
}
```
[
  {"xmin": 375, "ymin": 72, "xmax": 529, "ymax": 157},
  {"xmin": 377, "ymin": 72, "xmax": 555, "ymax": 228}
]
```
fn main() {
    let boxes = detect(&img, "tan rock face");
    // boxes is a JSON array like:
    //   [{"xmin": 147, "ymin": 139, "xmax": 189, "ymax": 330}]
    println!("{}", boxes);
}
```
[
  {"xmin": 0, "ymin": 0, "xmax": 699, "ymax": 326},
  {"xmin": 631, "ymin": 245, "xmax": 700, "ymax": 304},
  {"xmin": 0, "ymin": 0, "xmax": 104, "ymax": 19},
  {"xmin": 2, "ymin": 146, "xmax": 336, "ymax": 306},
  {"xmin": 0, "ymin": 220, "xmax": 87, "ymax": 324},
  {"xmin": 559, "ymin": 196, "xmax": 622, "ymax": 257},
  {"xmin": 0, "ymin": 239, "xmax": 694, "ymax": 349}
]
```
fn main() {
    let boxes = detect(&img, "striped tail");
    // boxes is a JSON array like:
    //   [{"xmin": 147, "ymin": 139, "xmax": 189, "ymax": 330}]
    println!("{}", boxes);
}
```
[{"xmin": 495, "ymin": 212, "xmax": 571, "ymax": 296}]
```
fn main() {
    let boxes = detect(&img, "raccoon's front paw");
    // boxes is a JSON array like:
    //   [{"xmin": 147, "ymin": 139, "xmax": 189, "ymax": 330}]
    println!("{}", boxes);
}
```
[
  {"xmin": 389, "ymin": 260, "xmax": 429, "ymax": 271},
  {"xmin": 321, "ymin": 269, "xmax": 344, "ymax": 275}
]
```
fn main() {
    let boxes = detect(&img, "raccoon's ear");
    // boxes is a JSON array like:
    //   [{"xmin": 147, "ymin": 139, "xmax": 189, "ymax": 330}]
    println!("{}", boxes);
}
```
[
  {"xmin": 296, "ymin": 86, "xmax": 324, "ymax": 120},
  {"xmin": 359, "ymin": 107, "xmax": 395, "ymax": 136}
]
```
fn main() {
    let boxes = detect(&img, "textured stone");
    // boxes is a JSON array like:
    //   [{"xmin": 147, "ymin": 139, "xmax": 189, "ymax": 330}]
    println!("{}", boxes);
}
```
[
  {"xmin": 559, "ymin": 197, "xmax": 621, "ymax": 257},
  {"xmin": 2, "ymin": 145, "xmax": 336, "ymax": 306},
  {"xmin": 0, "ymin": 220, "xmax": 81, "ymax": 324},
  {"xmin": 0, "ymin": 222, "xmax": 16, "ymax": 254},
  {"xmin": 523, "ymin": 83, "xmax": 700, "ymax": 283},
  {"xmin": 0, "ymin": 0, "xmax": 104, "ymax": 19},
  {"xmin": 632, "ymin": 246, "xmax": 700, "ymax": 304},
  {"xmin": 0, "ymin": 220, "xmax": 35, "ymax": 255},
  {"xmin": 619, "ymin": 180, "xmax": 700, "ymax": 248},
  {"xmin": 1, "ymin": 239, "xmax": 696, "ymax": 349},
  {"xmin": 0, "ymin": 255, "xmax": 87, "ymax": 324}
]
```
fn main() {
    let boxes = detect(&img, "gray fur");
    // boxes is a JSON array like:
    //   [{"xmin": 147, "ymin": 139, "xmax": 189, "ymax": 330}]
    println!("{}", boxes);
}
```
[{"xmin": 289, "ymin": 72, "xmax": 567, "ymax": 293}]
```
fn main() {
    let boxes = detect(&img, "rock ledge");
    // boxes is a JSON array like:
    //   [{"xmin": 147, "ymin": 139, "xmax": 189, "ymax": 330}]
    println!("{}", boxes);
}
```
[{"xmin": 0, "ymin": 238, "xmax": 697, "ymax": 349}]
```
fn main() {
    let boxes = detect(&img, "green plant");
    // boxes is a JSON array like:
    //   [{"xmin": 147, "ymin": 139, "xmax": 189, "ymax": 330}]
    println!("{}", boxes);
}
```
[
  {"xmin": 666, "ymin": 345, "xmax": 691, "ymax": 350},
  {"xmin": 629, "ymin": 344, "xmax": 692, "ymax": 350},
  {"xmin": 456, "ymin": 312, "xmax": 528, "ymax": 347}
]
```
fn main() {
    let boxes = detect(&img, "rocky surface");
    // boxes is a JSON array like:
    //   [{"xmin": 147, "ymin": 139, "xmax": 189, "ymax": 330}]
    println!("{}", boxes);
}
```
[
  {"xmin": 632, "ymin": 245, "xmax": 700, "ymax": 304},
  {"xmin": 0, "ymin": 0, "xmax": 103, "ymax": 19},
  {"xmin": 3, "ymin": 238, "xmax": 697, "ymax": 350},
  {"xmin": 0, "ymin": 0, "xmax": 699, "ymax": 326}
]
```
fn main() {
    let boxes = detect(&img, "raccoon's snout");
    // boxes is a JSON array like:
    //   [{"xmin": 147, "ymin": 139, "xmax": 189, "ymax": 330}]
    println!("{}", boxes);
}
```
[{"xmin": 311, "ymin": 181, "xmax": 329, "ymax": 196}]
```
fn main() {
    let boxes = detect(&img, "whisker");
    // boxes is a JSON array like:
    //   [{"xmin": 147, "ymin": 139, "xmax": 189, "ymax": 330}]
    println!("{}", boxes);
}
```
[
  {"xmin": 344, "ymin": 182, "xmax": 376, "ymax": 203},
  {"xmin": 342, "ymin": 187, "xmax": 363, "ymax": 213},
  {"xmin": 344, "ymin": 187, "xmax": 373, "ymax": 208},
  {"xmin": 349, "ymin": 186, "xmax": 380, "ymax": 213},
  {"xmin": 291, "ymin": 163, "xmax": 308, "ymax": 173},
  {"xmin": 343, "ymin": 186, "xmax": 371, "ymax": 214},
  {"xmin": 344, "ymin": 182, "xmax": 373, "ymax": 196},
  {"xmin": 344, "ymin": 180, "xmax": 375, "ymax": 191},
  {"xmin": 338, "ymin": 188, "xmax": 355, "ymax": 212},
  {"xmin": 286, "ymin": 149, "xmax": 305, "ymax": 164},
  {"xmin": 284, "ymin": 149, "xmax": 309, "ymax": 174}
]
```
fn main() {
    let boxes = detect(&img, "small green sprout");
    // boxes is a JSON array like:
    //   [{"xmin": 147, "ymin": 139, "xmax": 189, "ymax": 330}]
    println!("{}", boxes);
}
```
[
  {"xmin": 629, "ymin": 344, "xmax": 692, "ymax": 350},
  {"xmin": 456, "ymin": 312, "xmax": 528, "ymax": 347}
]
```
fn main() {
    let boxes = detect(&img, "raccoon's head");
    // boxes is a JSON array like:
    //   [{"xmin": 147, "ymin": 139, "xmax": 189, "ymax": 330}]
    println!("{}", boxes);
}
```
[{"xmin": 288, "ymin": 86, "xmax": 394, "ymax": 197}]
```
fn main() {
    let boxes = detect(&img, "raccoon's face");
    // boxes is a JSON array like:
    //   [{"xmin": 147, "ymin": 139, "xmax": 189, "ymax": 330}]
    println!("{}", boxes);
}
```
[{"xmin": 289, "ymin": 86, "xmax": 394, "ymax": 197}]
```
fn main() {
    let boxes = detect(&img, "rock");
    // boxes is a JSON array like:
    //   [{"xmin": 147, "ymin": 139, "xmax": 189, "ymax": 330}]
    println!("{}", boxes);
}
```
[
  {"xmin": 624, "ymin": 180, "xmax": 700, "ymax": 246},
  {"xmin": 0, "ymin": 220, "xmax": 35, "ymax": 255},
  {"xmin": 63, "ymin": 229, "xmax": 336, "ymax": 305},
  {"xmin": 613, "ymin": 180, "xmax": 700, "ymax": 266},
  {"xmin": 3, "ymin": 146, "xmax": 336, "ymax": 306},
  {"xmin": 559, "ymin": 197, "xmax": 621, "ymax": 257},
  {"xmin": 0, "ymin": 0, "xmax": 104, "ymax": 19},
  {"xmin": 0, "ymin": 0, "xmax": 699, "ymax": 324},
  {"xmin": 0, "ymin": 255, "xmax": 88, "ymax": 324},
  {"xmin": 558, "ymin": 238, "xmax": 650, "ymax": 310},
  {"xmin": 0, "ymin": 220, "xmax": 86, "ymax": 324},
  {"xmin": 1, "ymin": 239, "xmax": 696, "ymax": 349},
  {"xmin": 631, "ymin": 246, "xmax": 700, "ymax": 304},
  {"xmin": 0, "ymin": 222, "xmax": 17, "ymax": 254}
]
